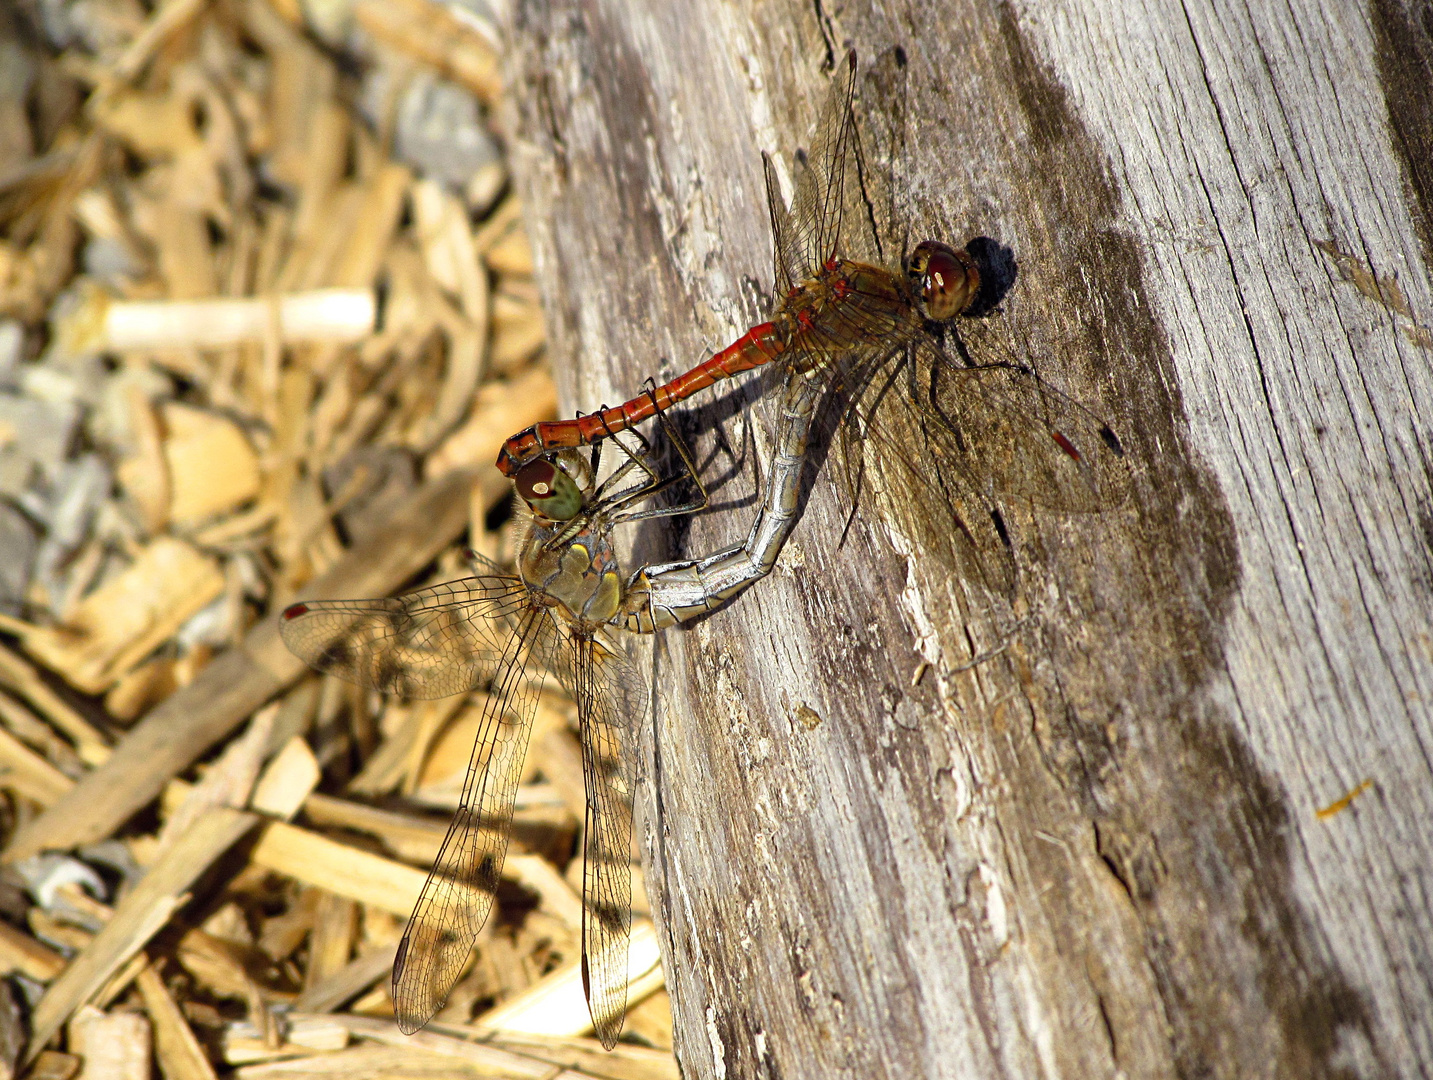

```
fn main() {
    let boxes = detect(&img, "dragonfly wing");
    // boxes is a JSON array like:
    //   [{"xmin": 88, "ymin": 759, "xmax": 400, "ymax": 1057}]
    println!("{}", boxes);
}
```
[
  {"xmin": 463, "ymin": 548, "xmax": 506, "ymax": 576},
  {"xmin": 763, "ymin": 151, "xmax": 799, "ymax": 297},
  {"xmin": 836, "ymin": 350, "xmax": 1019, "ymax": 597},
  {"xmin": 391, "ymin": 604, "xmax": 562, "ymax": 1033},
  {"xmin": 788, "ymin": 49, "xmax": 859, "ymax": 278},
  {"xmin": 279, "ymin": 575, "xmax": 529, "ymax": 699},
  {"xmin": 572, "ymin": 637, "xmax": 641, "ymax": 1049},
  {"xmin": 918, "ymin": 341, "xmax": 1131, "ymax": 512},
  {"xmin": 834, "ymin": 336, "xmax": 1130, "ymax": 595}
]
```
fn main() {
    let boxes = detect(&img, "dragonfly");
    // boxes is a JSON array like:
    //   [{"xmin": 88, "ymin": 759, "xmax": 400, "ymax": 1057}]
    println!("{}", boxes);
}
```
[
  {"xmin": 496, "ymin": 51, "xmax": 1127, "ymax": 534},
  {"xmin": 278, "ymin": 375, "xmax": 821, "ymax": 1046}
]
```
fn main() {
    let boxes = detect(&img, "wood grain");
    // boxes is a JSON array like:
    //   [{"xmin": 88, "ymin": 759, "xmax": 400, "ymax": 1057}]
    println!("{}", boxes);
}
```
[{"xmin": 502, "ymin": 1, "xmax": 1433, "ymax": 1077}]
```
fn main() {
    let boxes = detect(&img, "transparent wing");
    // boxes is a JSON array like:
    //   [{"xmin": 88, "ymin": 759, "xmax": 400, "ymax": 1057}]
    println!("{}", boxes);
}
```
[
  {"xmin": 842, "ymin": 46, "xmax": 911, "ymax": 271},
  {"xmin": 835, "ymin": 347, "xmax": 1017, "ymax": 596},
  {"xmin": 763, "ymin": 151, "xmax": 798, "ymax": 297},
  {"xmin": 787, "ymin": 50, "xmax": 860, "ymax": 279},
  {"xmin": 463, "ymin": 548, "xmax": 506, "ymax": 576},
  {"xmin": 916, "ymin": 342, "xmax": 1130, "ymax": 512},
  {"xmin": 278, "ymin": 574, "xmax": 529, "ymax": 700},
  {"xmin": 572, "ymin": 636, "xmax": 642, "ymax": 1049},
  {"xmin": 391, "ymin": 603, "xmax": 563, "ymax": 1032},
  {"xmin": 835, "ymin": 337, "xmax": 1130, "ymax": 595}
]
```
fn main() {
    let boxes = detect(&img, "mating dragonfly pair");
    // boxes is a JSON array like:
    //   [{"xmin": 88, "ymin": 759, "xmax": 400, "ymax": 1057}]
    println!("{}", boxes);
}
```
[{"xmin": 279, "ymin": 51, "xmax": 1127, "ymax": 1047}]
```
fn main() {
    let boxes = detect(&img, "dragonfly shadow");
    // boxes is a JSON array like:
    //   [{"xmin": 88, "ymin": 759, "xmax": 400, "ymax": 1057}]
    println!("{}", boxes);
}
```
[
  {"xmin": 961, "ymin": 236, "xmax": 1019, "ymax": 319},
  {"xmin": 625, "ymin": 377, "xmax": 767, "ymax": 565}
]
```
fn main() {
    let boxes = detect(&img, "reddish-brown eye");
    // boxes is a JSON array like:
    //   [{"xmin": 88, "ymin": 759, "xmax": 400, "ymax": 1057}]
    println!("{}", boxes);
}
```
[
  {"xmin": 911, "ymin": 241, "xmax": 980, "ymax": 321},
  {"xmin": 514, "ymin": 458, "xmax": 583, "ymax": 519},
  {"xmin": 515, "ymin": 459, "xmax": 556, "ymax": 502}
]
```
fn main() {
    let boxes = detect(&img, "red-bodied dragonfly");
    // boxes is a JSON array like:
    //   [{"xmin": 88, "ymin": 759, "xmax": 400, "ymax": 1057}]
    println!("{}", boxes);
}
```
[
  {"xmin": 496, "ymin": 51, "xmax": 1127, "ymax": 528},
  {"xmin": 277, "ymin": 378, "xmax": 821, "ymax": 1045}
]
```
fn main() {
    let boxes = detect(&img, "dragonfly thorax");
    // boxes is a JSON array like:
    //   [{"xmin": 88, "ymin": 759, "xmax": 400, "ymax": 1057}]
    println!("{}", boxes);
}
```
[
  {"xmin": 519, "ymin": 521, "xmax": 626, "ymax": 629},
  {"xmin": 774, "ymin": 261, "xmax": 916, "ymax": 373}
]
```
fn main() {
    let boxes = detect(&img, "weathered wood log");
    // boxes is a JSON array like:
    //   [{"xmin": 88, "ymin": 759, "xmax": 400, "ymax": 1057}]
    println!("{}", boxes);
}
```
[{"xmin": 503, "ymin": 1, "xmax": 1433, "ymax": 1077}]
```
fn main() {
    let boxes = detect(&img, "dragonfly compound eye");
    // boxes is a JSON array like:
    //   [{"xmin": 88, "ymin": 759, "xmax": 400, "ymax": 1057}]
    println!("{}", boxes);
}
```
[
  {"xmin": 515, "ymin": 458, "xmax": 584, "ymax": 520},
  {"xmin": 911, "ymin": 241, "xmax": 980, "ymax": 321}
]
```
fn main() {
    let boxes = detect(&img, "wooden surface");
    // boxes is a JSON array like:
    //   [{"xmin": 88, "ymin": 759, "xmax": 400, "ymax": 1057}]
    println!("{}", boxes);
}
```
[{"xmin": 502, "ymin": 1, "xmax": 1433, "ymax": 1077}]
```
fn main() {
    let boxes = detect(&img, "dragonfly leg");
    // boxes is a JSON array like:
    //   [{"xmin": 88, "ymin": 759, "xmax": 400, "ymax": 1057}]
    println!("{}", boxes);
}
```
[{"xmin": 596, "ymin": 381, "xmax": 710, "ymax": 525}]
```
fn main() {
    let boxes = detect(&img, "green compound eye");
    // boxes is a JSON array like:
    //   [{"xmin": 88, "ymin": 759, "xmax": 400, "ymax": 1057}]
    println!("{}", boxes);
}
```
[{"xmin": 514, "ymin": 458, "xmax": 584, "ymax": 520}]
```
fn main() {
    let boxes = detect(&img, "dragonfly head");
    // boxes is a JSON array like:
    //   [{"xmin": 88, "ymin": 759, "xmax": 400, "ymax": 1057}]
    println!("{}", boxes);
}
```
[
  {"xmin": 514, "ymin": 452, "xmax": 588, "ymax": 520},
  {"xmin": 909, "ymin": 241, "xmax": 981, "ymax": 322}
]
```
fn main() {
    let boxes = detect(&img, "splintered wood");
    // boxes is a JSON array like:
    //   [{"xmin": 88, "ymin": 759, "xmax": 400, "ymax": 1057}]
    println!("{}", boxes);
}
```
[{"xmin": 0, "ymin": 0, "xmax": 675, "ymax": 1075}]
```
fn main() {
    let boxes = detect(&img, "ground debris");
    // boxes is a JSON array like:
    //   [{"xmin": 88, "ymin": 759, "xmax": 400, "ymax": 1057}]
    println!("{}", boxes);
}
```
[{"xmin": 0, "ymin": 0, "xmax": 674, "ymax": 1072}]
